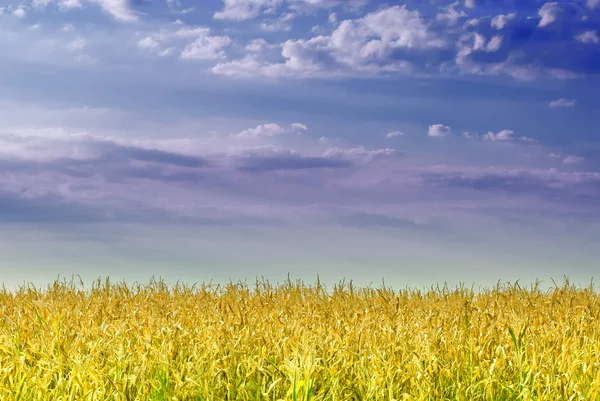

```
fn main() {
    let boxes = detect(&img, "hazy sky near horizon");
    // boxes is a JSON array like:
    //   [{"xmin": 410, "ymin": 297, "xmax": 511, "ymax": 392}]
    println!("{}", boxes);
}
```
[{"xmin": 1, "ymin": 0, "xmax": 599, "ymax": 290}]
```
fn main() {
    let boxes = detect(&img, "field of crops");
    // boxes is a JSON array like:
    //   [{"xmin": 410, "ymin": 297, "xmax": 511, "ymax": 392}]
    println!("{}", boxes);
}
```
[{"xmin": 0, "ymin": 277, "xmax": 599, "ymax": 401}]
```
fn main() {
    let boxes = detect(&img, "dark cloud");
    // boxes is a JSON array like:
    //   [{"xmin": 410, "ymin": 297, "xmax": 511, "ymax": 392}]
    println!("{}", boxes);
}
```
[
  {"xmin": 0, "ymin": 137, "xmax": 211, "ymax": 183},
  {"xmin": 89, "ymin": 140, "xmax": 208, "ymax": 168},
  {"xmin": 236, "ymin": 154, "xmax": 353, "ymax": 172},
  {"xmin": 0, "ymin": 191, "xmax": 107, "ymax": 223},
  {"xmin": 421, "ymin": 170, "xmax": 600, "ymax": 208}
]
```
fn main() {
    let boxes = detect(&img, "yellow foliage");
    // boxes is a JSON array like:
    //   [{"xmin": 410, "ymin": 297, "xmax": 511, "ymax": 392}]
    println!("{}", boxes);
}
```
[{"xmin": 0, "ymin": 277, "xmax": 598, "ymax": 400}]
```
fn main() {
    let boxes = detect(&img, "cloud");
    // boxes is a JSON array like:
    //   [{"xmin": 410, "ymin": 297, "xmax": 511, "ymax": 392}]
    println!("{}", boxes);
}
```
[
  {"xmin": 588, "ymin": 0, "xmax": 600, "ymax": 10},
  {"xmin": 322, "ymin": 146, "xmax": 399, "ymax": 162},
  {"xmin": 245, "ymin": 38, "xmax": 271, "ymax": 52},
  {"xmin": 464, "ymin": 0, "xmax": 476, "ymax": 9},
  {"xmin": 180, "ymin": 31, "xmax": 232, "ymax": 60},
  {"xmin": 576, "ymin": 31, "xmax": 600, "ymax": 44},
  {"xmin": 213, "ymin": 5, "xmax": 447, "ymax": 78},
  {"xmin": 480, "ymin": 130, "xmax": 536, "ymax": 143},
  {"xmin": 483, "ymin": 129, "xmax": 515, "ymax": 142},
  {"xmin": 138, "ymin": 36, "xmax": 160, "ymax": 51},
  {"xmin": 32, "ymin": 0, "xmax": 82, "ymax": 10},
  {"xmin": 0, "ymin": 130, "xmax": 598, "ymax": 231},
  {"xmin": 67, "ymin": 38, "xmax": 86, "ymax": 52},
  {"xmin": 4, "ymin": 0, "xmax": 600, "ymax": 82},
  {"xmin": 90, "ymin": 141, "xmax": 209, "ymax": 168},
  {"xmin": 213, "ymin": 0, "xmax": 276, "ymax": 20},
  {"xmin": 420, "ymin": 167, "xmax": 600, "ymax": 208},
  {"xmin": 12, "ymin": 6, "xmax": 26, "ymax": 18},
  {"xmin": 386, "ymin": 131, "xmax": 404, "ymax": 138},
  {"xmin": 454, "ymin": 2, "xmax": 600, "ymax": 79},
  {"xmin": 213, "ymin": 0, "xmax": 368, "ymax": 21},
  {"xmin": 260, "ymin": 12, "xmax": 295, "ymax": 32},
  {"xmin": 32, "ymin": 0, "xmax": 52, "ymax": 8},
  {"xmin": 291, "ymin": 123, "xmax": 308, "ymax": 131},
  {"xmin": 211, "ymin": 2, "xmax": 596, "ymax": 80},
  {"xmin": 236, "ymin": 151, "xmax": 352, "ymax": 172},
  {"xmin": 235, "ymin": 123, "xmax": 285, "ymax": 139},
  {"xmin": 428, "ymin": 124, "xmax": 451, "ymax": 138},
  {"xmin": 436, "ymin": 2, "xmax": 467, "ymax": 25},
  {"xmin": 334, "ymin": 212, "xmax": 430, "ymax": 231},
  {"xmin": 491, "ymin": 13, "xmax": 516, "ymax": 30},
  {"xmin": 0, "ymin": 191, "xmax": 108, "ymax": 223},
  {"xmin": 563, "ymin": 155, "xmax": 584, "ymax": 164},
  {"xmin": 549, "ymin": 98, "xmax": 576, "ymax": 108},
  {"xmin": 538, "ymin": 2, "xmax": 561, "ymax": 28},
  {"xmin": 135, "ymin": 26, "xmax": 233, "ymax": 59},
  {"xmin": 59, "ymin": 0, "xmax": 83, "ymax": 10},
  {"xmin": 92, "ymin": 0, "xmax": 138, "ymax": 22},
  {"xmin": 463, "ymin": 130, "xmax": 535, "ymax": 143}
]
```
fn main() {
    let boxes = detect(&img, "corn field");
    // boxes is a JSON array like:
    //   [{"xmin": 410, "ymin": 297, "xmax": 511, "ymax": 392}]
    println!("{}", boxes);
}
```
[{"xmin": 1, "ymin": 277, "xmax": 599, "ymax": 400}]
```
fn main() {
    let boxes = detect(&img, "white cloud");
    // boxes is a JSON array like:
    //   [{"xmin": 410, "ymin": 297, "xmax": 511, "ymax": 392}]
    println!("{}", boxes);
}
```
[
  {"xmin": 136, "ymin": 27, "xmax": 232, "ymax": 58},
  {"xmin": 483, "ymin": 129, "xmax": 514, "ymax": 141},
  {"xmin": 588, "ymin": 0, "xmax": 600, "ymax": 9},
  {"xmin": 323, "ymin": 146, "xmax": 398, "ymax": 162},
  {"xmin": 59, "ymin": 0, "xmax": 83, "ymax": 10},
  {"xmin": 575, "ymin": 31, "xmax": 600, "ymax": 44},
  {"xmin": 68, "ymin": 38, "xmax": 86, "ymax": 52},
  {"xmin": 213, "ymin": 6, "xmax": 445, "ymax": 78},
  {"xmin": 457, "ymin": 32, "xmax": 504, "ymax": 61},
  {"xmin": 486, "ymin": 35, "xmax": 503, "ymax": 52},
  {"xmin": 436, "ymin": 2, "xmax": 467, "ymax": 25},
  {"xmin": 212, "ymin": 56, "xmax": 265, "ymax": 77},
  {"xmin": 33, "ymin": 0, "xmax": 82, "ymax": 10},
  {"xmin": 464, "ymin": 18, "xmax": 479, "ymax": 27},
  {"xmin": 236, "ymin": 123, "xmax": 285, "ymax": 139},
  {"xmin": 563, "ymin": 155, "xmax": 584, "ymax": 164},
  {"xmin": 12, "ymin": 6, "xmax": 27, "ymax": 18},
  {"xmin": 465, "ymin": 129, "xmax": 534, "ymax": 143},
  {"xmin": 538, "ymin": 2, "xmax": 560, "ymax": 28},
  {"xmin": 214, "ymin": 0, "xmax": 279, "ymax": 21},
  {"xmin": 246, "ymin": 38, "xmax": 269, "ymax": 52},
  {"xmin": 213, "ymin": 0, "xmax": 367, "ymax": 21},
  {"xmin": 172, "ymin": 27, "xmax": 216, "ymax": 39},
  {"xmin": 464, "ymin": 0, "xmax": 476, "ymax": 8},
  {"xmin": 138, "ymin": 36, "xmax": 161, "ymax": 51},
  {"xmin": 32, "ymin": 0, "xmax": 52, "ymax": 8},
  {"xmin": 291, "ymin": 123, "xmax": 308, "ymax": 131},
  {"xmin": 260, "ymin": 12, "xmax": 295, "ymax": 32},
  {"xmin": 549, "ymin": 98, "xmax": 576, "ymax": 108},
  {"xmin": 428, "ymin": 124, "xmax": 451, "ymax": 138},
  {"xmin": 386, "ymin": 131, "xmax": 404, "ymax": 138},
  {"xmin": 491, "ymin": 12, "xmax": 516, "ymax": 30},
  {"xmin": 549, "ymin": 152, "xmax": 562, "ymax": 158},
  {"xmin": 158, "ymin": 48, "xmax": 174, "ymax": 57},
  {"xmin": 91, "ymin": 0, "xmax": 138, "ymax": 21},
  {"xmin": 180, "ymin": 31, "xmax": 232, "ymax": 60}
]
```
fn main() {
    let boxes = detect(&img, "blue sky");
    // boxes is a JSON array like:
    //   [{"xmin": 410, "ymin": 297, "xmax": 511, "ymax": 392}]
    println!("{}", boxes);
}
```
[{"xmin": 0, "ymin": 0, "xmax": 599, "ymax": 289}]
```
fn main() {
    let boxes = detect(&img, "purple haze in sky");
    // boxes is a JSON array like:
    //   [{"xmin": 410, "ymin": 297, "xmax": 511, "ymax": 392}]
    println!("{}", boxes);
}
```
[{"xmin": 0, "ymin": 0, "xmax": 599, "ymax": 289}]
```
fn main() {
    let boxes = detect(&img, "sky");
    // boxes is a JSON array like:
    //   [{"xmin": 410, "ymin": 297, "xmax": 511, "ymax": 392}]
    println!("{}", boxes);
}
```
[{"xmin": 0, "ymin": 0, "xmax": 599, "ymax": 290}]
